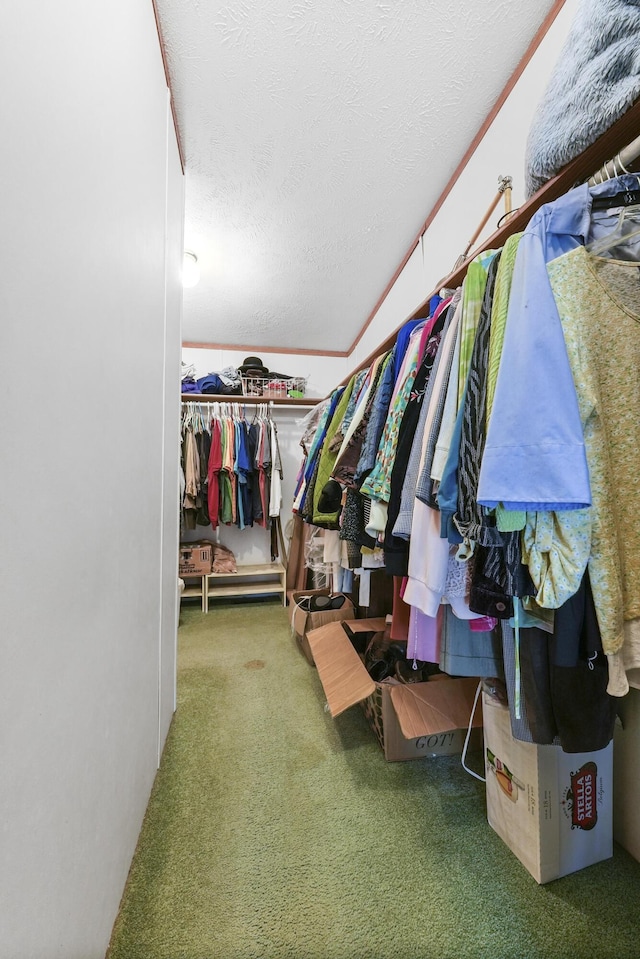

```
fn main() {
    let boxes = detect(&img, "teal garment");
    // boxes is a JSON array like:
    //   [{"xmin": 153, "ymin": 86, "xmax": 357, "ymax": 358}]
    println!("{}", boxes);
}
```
[
  {"xmin": 353, "ymin": 347, "xmax": 396, "ymax": 485},
  {"xmin": 360, "ymin": 325, "xmax": 423, "ymax": 503}
]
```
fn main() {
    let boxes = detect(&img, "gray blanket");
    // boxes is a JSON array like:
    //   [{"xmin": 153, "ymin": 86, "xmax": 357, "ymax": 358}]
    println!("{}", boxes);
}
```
[{"xmin": 525, "ymin": 0, "xmax": 640, "ymax": 197}]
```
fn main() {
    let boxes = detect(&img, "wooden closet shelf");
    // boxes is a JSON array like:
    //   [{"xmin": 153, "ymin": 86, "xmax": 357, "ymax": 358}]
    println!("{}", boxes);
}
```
[
  {"xmin": 181, "ymin": 562, "xmax": 287, "ymax": 611},
  {"xmin": 179, "ymin": 575, "xmax": 207, "ymax": 612},
  {"xmin": 181, "ymin": 393, "xmax": 320, "ymax": 406},
  {"xmin": 207, "ymin": 562, "xmax": 286, "ymax": 578}
]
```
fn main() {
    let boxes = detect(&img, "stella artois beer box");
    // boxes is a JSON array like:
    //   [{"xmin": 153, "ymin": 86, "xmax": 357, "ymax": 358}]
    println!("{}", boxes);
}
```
[{"xmin": 482, "ymin": 692, "xmax": 613, "ymax": 884}]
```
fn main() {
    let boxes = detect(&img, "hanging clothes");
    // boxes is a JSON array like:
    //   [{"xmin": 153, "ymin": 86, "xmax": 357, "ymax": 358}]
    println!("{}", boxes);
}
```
[
  {"xmin": 180, "ymin": 401, "xmax": 282, "ymax": 534},
  {"xmin": 290, "ymin": 172, "xmax": 640, "ymax": 750}
]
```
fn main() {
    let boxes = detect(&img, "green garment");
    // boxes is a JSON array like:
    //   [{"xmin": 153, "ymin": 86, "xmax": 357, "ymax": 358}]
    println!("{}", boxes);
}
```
[
  {"xmin": 486, "ymin": 233, "xmax": 523, "ymax": 423},
  {"xmin": 312, "ymin": 374, "xmax": 356, "ymax": 528},
  {"xmin": 457, "ymin": 249, "xmax": 498, "ymax": 409},
  {"xmin": 483, "ymin": 232, "xmax": 525, "ymax": 533}
]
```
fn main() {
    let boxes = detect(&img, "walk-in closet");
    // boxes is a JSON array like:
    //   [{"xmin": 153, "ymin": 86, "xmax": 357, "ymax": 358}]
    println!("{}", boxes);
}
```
[{"xmin": 6, "ymin": 1, "xmax": 640, "ymax": 957}]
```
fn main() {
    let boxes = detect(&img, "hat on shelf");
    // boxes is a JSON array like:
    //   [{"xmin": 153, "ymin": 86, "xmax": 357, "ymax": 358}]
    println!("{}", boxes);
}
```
[{"xmin": 238, "ymin": 356, "xmax": 269, "ymax": 375}]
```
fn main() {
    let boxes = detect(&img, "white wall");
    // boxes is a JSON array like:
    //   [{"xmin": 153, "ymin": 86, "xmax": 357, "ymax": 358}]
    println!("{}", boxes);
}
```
[
  {"xmin": 159, "ymin": 109, "xmax": 185, "ymax": 752},
  {"xmin": 0, "ymin": 2, "xmax": 183, "ymax": 957},
  {"xmin": 349, "ymin": 0, "xmax": 580, "ymax": 371}
]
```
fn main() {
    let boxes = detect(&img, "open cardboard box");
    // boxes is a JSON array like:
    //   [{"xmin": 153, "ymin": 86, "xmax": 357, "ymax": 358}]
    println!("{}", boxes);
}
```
[
  {"xmin": 179, "ymin": 541, "xmax": 212, "ymax": 576},
  {"xmin": 307, "ymin": 618, "xmax": 483, "ymax": 761},
  {"xmin": 290, "ymin": 589, "xmax": 355, "ymax": 666}
]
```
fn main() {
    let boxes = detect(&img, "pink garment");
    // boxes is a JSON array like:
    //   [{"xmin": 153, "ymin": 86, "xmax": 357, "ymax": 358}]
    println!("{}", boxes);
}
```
[
  {"xmin": 207, "ymin": 418, "xmax": 222, "ymax": 529},
  {"xmin": 416, "ymin": 297, "xmax": 451, "ymax": 361},
  {"xmin": 470, "ymin": 616, "xmax": 498, "ymax": 632}
]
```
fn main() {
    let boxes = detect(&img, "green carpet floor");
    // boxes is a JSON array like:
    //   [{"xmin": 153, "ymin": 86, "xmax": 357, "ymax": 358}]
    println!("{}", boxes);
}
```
[{"xmin": 108, "ymin": 601, "xmax": 640, "ymax": 959}]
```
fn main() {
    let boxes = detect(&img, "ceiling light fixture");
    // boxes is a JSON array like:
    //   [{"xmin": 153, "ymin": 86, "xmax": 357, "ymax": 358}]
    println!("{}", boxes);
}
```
[{"xmin": 182, "ymin": 251, "xmax": 200, "ymax": 288}]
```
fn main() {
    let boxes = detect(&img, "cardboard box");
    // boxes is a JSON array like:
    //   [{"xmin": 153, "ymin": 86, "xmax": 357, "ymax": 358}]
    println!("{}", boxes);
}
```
[
  {"xmin": 483, "ymin": 692, "xmax": 613, "ymax": 884},
  {"xmin": 179, "ymin": 542, "xmax": 212, "ymax": 576},
  {"xmin": 613, "ymin": 687, "xmax": 640, "ymax": 861},
  {"xmin": 290, "ymin": 589, "xmax": 355, "ymax": 666},
  {"xmin": 307, "ymin": 618, "xmax": 483, "ymax": 761}
]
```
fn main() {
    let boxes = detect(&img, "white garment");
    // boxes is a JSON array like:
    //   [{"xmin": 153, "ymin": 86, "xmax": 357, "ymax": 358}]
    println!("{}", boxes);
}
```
[
  {"xmin": 269, "ymin": 420, "xmax": 282, "ymax": 517},
  {"xmin": 404, "ymin": 500, "xmax": 481, "ymax": 619},
  {"xmin": 608, "ymin": 649, "xmax": 629, "ymax": 698},
  {"xmin": 617, "ymin": 618, "xmax": 640, "ymax": 696},
  {"xmin": 403, "ymin": 502, "xmax": 450, "ymax": 615},
  {"xmin": 334, "ymin": 356, "xmax": 382, "ymax": 464},
  {"xmin": 323, "ymin": 529, "xmax": 342, "ymax": 564},
  {"xmin": 391, "ymin": 307, "xmax": 461, "ymax": 542},
  {"xmin": 357, "ymin": 569, "xmax": 371, "ymax": 606},
  {"xmin": 431, "ymin": 310, "xmax": 463, "ymax": 482},
  {"xmin": 361, "ymin": 548, "xmax": 385, "ymax": 569},
  {"xmin": 365, "ymin": 499, "xmax": 388, "ymax": 538}
]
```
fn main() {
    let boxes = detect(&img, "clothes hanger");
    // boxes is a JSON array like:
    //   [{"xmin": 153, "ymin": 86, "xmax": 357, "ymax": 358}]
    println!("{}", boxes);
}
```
[
  {"xmin": 587, "ymin": 210, "xmax": 640, "ymax": 256},
  {"xmin": 590, "ymin": 170, "xmax": 640, "ymax": 211},
  {"xmin": 587, "ymin": 200, "xmax": 640, "ymax": 255},
  {"xmin": 586, "ymin": 163, "xmax": 640, "ymax": 255}
]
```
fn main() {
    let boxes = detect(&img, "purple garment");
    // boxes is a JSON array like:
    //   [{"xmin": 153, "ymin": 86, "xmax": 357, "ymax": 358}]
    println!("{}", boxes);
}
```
[
  {"xmin": 407, "ymin": 604, "xmax": 441, "ymax": 664},
  {"xmin": 181, "ymin": 379, "xmax": 199, "ymax": 393}
]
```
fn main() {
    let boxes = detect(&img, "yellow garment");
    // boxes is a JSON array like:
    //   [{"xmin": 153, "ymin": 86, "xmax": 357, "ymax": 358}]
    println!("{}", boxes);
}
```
[
  {"xmin": 522, "ymin": 508, "xmax": 591, "ymax": 609},
  {"xmin": 486, "ymin": 233, "xmax": 523, "ymax": 421},
  {"xmin": 485, "ymin": 232, "xmax": 526, "ymax": 533},
  {"xmin": 547, "ymin": 246, "xmax": 640, "ymax": 654}
]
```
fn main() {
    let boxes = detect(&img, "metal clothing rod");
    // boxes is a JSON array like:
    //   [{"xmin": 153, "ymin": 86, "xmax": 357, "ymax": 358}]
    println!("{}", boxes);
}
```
[
  {"xmin": 457, "ymin": 174, "xmax": 514, "ymax": 264},
  {"xmin": 588, "ymin": 134, "xmax": 640, "ymax": 185}
]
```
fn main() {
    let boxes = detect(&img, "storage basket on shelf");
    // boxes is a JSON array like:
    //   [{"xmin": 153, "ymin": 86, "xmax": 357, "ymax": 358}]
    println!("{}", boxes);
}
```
[{"xmin": 241, "ymin": 375, "xmax": 307, "ymax": 398}]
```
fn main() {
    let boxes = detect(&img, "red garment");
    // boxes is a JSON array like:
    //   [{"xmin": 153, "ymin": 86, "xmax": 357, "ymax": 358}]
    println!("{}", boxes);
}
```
[{"xmin": 390, "ymin": 575, "xmax": 411, "ymax": 641}]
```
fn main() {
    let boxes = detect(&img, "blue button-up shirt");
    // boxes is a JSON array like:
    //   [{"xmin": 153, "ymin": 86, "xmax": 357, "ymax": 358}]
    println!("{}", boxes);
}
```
[{"xmin": 477, "ymin": 174, "xmax": 640, "ymax": 511}]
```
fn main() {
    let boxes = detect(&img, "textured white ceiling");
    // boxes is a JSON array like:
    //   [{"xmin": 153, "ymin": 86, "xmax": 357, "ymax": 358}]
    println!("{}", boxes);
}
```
[{"xmin": 156, "ymin": 0, "xmax": 559, "ymax": 352}]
